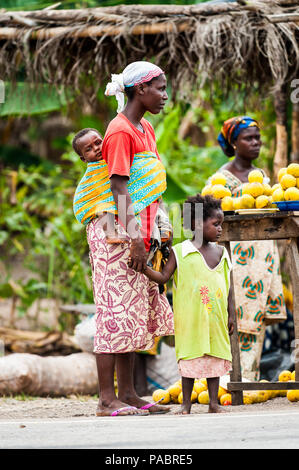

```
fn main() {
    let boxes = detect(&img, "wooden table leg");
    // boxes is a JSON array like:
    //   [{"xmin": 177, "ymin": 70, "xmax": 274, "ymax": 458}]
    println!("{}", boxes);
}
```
[
  {"xmin": 224, "ymin": 242, "xmax": 243, "ymax": 405},
  {"xmin": 286, "ymin": 238, "xmax": 299, "ymax": 381}
]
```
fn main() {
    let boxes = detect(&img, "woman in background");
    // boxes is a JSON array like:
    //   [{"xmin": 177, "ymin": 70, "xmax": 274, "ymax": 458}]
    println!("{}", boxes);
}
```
[{"xmin": 215, "ymin": 116, "xmax": 286, "ymax": 381}]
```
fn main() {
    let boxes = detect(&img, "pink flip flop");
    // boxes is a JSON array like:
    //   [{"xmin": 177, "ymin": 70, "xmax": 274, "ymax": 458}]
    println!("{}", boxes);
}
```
[
  {"xmin": 110, "ymin": 406, "xmax": 138, "ymax": 416},
  {"xmin": 110, "ymin": 406, "xmax": 148, "ymax": 416},
  {"xmin": 139, "ymin": 397, "xmax": 170, "ymax": 414}
]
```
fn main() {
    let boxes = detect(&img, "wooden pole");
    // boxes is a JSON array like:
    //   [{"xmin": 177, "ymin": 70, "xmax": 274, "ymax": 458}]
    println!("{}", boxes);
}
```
[
  {"xmin": 223, "ymin": 242, "xmax": 243, "ymax": 406},
  {"xmin": 0, "ymin": 11, "xmax": 124, "ymax": 25},
  {"xmin": 268, "ymin": 13, "xmax": 299, "ymax": 22},
  {"xmin": 286, "ymin": 238, "xmax": 299, "ymax": 381},
  {"xmin": 0, "ymin": 3, "xmax": 243, "ymax": 21},
  {"xmin": 273, "ymin": 85, "xmax": 288, "ymax": 179},
  {"xmin": 1, "ymin": 10, "xmax": 299, "ymax": 26},
  {"xmin": 0, "ymin": 22, "xmax": 190, "ymax": 40}
]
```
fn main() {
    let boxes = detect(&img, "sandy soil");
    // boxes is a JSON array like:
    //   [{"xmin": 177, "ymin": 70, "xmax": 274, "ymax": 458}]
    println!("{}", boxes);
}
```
[{"xmin": 0, "ymin": 395, "xmax": 298, "ymax": 420}]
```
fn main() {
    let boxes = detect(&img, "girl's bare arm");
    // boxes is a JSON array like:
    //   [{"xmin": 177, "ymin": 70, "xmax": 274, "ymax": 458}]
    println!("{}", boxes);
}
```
[{"xmin": 144, "ymin": 248, "xmax": 177, "ymax": 284}]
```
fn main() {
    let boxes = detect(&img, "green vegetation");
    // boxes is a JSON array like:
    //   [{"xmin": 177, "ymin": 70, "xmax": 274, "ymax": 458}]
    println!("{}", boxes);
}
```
[
  {"xmin": 0, "ymin": 0, "xmax": 290, "ymax": 329},
  {"xmin": 0, "ymin": 89, "xmax": 281, "ymax": 324},
  {"xmin": 0, "ymin": 141, "xmax": 93, "ymax": 322},
  {"xmin": 1, "ymin": 0, "xmax": 211, "ymax": 11},
  {"xmin": 0, "ymin": 83, "xmax": 73, "ymax": 117}
]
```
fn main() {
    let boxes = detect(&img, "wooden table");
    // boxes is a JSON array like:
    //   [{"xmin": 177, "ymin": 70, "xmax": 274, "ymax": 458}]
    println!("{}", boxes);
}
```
[{"xmin": 219, "ymin": 211, "xmax": 299, "ymax": 405}]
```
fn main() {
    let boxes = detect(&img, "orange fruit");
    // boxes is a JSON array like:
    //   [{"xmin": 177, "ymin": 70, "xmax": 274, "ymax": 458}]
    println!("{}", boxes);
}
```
[
  {"xmin": 198, "ymin": 390, "xmax": 209, "ymax": 405},
  {"xmin": 210, "ymin": 173, "xmax": 227, "ymax": 186},
  {"xmin": 287, "ymin": 163, "xmax": 299, "ymax": 177},
  {"xmin": 280, "ymin": 174, "xmax": 296, "ymax": 190},
  {"xmin": 243, "ymin": 392, "xmax": 254, "ymax": 405},
  {"xmin": 278, "ymin": 370, "xmax": 292, "ymax": 382},
  {"xmin": 194, "ymin": 382, "xmax": 207, "ymax": 394},
  {"xmin": 152, "ymin": 389, "xmax": 171, "ymax": 404},
  {"xmin": 220, "ymin": 393, "xmax": 232, "ymax": 405},
  {"xmin": 287, "ymin": 389, "xmax": 299, "ymax": 402},
  {"xmin": 248, "ymin": 170, "xmax": 263, "ymax": 184},
  {"xmin": 218, "ymin": 386, "xmax": 227, "ymax": 400},
  {"xmin": 278, "ymin": 167, "xmax": 288, "ymax": 182},
  {"xmin": 168, "ymin": 383, "xmax": 182, "ymax": 400}
]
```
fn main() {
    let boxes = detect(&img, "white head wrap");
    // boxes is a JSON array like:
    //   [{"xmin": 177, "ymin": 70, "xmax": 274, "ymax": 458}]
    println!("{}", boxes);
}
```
[{"xmin": 105, "ymin": 61, "xmax": 164, "ymax": 113}]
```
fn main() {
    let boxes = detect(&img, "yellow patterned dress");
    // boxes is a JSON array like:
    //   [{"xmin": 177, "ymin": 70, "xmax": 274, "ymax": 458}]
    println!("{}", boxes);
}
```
[{"xmin": 219, "ymin": 168, "xmax": 287, "ymax": 381}]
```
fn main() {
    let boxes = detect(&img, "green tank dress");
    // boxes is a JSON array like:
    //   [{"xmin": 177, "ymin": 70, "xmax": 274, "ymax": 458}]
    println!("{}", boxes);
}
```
[{"xmin": 172, "ymin": 240, "xmax": 232, "ymax": 364}]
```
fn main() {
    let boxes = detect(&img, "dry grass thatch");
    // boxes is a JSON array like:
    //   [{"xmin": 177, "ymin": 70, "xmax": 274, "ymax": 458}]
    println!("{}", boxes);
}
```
[{"xmin": 0, "ymin": 1, "xmax": 298, "ymax": 99}]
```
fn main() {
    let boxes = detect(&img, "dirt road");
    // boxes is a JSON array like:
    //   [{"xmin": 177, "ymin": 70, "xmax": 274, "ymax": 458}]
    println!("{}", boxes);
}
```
[{"xmin": 0, "ymin": 395, "xmax": 298, "ymax": 420}]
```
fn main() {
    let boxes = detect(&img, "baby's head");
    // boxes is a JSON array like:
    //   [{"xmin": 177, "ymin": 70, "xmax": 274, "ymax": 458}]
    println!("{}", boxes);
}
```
[
  {"xmin": 184, "ymin": 193, "xmax": 223, "ymax": 242},
  {"xmin": 72, "ymin": 128, "xmax": 103, "ymax": 163}
]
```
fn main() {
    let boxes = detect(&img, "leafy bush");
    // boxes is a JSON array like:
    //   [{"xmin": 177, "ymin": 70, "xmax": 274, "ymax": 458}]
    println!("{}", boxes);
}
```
[{"xmin": 0, "ymin": 136, "xmax": 93, "ymax": 321}]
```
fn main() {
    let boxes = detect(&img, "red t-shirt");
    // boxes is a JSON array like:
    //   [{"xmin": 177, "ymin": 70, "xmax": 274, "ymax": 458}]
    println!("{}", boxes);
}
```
[{"xmin": 102, "ymin": 113, "xmax": 160, "ymax": 251}]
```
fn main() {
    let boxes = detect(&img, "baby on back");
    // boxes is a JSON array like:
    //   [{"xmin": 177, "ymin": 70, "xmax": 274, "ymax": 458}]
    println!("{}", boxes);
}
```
[{"xmin": 72, "ymin": 128, "xmax": 126, "ymax": 244}]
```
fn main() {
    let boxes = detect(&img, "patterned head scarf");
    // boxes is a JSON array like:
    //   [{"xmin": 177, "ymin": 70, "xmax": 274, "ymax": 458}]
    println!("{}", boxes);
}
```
[
  {"xmin": 218, "ymin": 116, "xmax": 260, "ymax": 157},
  {"xmin": 105, "ymin": 61, "xmax": 164, "ymax": 113}
]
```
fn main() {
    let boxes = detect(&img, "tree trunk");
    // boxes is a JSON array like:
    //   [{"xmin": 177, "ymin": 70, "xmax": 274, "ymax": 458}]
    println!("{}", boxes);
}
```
[{"xmin": 273, "ymin": 86, "xmax": 288, "ymax": 179}]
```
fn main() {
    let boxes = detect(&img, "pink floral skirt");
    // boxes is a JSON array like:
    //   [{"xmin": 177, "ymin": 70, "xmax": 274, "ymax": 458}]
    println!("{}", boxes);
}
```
[
  {"xmin": 86, "ymin": 217, "xmax": 174, "ymax": 354},
  {"xmin": 178, "ymin": 355, "xmax": 232, "ymax": 379}
]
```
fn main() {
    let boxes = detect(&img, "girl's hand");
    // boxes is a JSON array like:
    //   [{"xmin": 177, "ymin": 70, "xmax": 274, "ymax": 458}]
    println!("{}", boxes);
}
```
[{"xmin": 134, "ymin": 248, "xmax": 177, "ymax": 285}]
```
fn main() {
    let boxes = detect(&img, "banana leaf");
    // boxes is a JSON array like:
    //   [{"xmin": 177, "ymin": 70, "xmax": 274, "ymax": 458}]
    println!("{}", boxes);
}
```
[
  {"xmin": 0, "ymin": 83, "xmax": 73, "ymax": 117},
  {"xmin": 163, "ymin": 170, "xmax": 192, "ymax": 205},
  {"xmin": 0, "ymin": 0, "xmax": 56, "ymax": 10}
]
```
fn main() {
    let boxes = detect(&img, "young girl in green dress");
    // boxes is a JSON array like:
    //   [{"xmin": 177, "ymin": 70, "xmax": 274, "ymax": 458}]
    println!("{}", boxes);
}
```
[{"xmin": 141, "ymin": 194, "xmax": 234, "ymax": 414}]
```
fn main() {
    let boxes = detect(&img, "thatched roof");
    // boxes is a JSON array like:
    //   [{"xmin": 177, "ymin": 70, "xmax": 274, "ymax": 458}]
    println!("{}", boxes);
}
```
[{"xmin": 0, "ymin": 1, "xmax": 299, "ymax": 99}]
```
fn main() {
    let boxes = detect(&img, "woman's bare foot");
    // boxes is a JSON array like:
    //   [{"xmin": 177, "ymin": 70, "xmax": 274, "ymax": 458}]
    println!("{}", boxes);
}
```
[
  {"xmin": 208, "ymin": 403, "xmax": 227, "ymax": 413},
  {"xmin": 96, "ymin": 398, "xmax": 149, "ymax": 417},
  {"xmin": 174, "ymin": 403, "xmax": 191, "ymax": 415},
  {"xmin": 118, "ymin": 393, "xmax": 170, "ymax": 414}
]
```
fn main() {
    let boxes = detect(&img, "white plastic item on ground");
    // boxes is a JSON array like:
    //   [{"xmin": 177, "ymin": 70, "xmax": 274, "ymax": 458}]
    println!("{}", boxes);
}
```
[
  {"xmin": 0, "ymin": 352, "xmax": 98, "ymax": 396},
  {"xmin": 73, "ymin": 314, "xmax": 95, "ymax": 353},
  {"xmin": 219, "ymin": 374, "xmax": 251, "ymax": 391}
]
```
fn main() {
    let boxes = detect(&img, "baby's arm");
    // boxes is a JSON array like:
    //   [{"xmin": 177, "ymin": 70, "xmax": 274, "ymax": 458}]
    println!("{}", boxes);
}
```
[{"xmin": 144, "ymin": 248, "xmax": 177, "ymax": 284}]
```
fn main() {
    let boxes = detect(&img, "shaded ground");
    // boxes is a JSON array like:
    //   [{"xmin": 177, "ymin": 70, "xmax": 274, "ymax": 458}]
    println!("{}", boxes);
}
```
[{"xmin": 0, "ymin": 395, "xmax": 298, "ymax": 420}]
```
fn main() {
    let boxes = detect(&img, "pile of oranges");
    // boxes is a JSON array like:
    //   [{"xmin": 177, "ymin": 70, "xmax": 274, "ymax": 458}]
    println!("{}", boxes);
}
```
[
  {"xmin": 202, "ymin": 163, "xmax": 299, "ymax": 211},
  {"xmin": 152, "ymin": 378, "xmax": 232, "ymax": 406},
  {"xmin": 272, "ymin": 164, "xmax": 299, "ymax": 203},
  {"xmin": 152, "ymin": 369, "xmax": 299, "ymax": 406}
]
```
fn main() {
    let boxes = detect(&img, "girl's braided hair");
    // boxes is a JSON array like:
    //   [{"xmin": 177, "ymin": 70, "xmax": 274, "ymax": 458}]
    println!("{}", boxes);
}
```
[{"xmin": 183, "ymin": 193, "xmax": 222, "ymax": 230}]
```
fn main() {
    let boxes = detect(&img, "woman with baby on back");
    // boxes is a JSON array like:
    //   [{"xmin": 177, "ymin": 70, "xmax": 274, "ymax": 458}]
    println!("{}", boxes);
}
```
[{"xmin": 83, "ymin": 61, "xmax": 174, "ymax": 417}]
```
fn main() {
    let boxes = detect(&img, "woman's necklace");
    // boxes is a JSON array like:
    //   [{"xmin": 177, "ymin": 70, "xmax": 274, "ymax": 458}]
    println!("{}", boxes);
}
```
[{"xmin": 137, "ymin": 123, "xmax": 145, "ymax": 133}]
